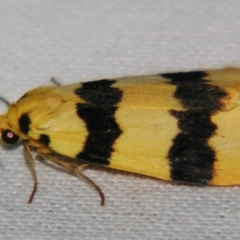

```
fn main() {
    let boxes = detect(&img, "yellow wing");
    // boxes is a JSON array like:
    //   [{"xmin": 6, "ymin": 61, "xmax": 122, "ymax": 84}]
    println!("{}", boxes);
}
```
[
  {"xmin": 11, "ymin": 75, "xmax": 182, "ymax": 162},
  {"xmin": 4, "ymin": 68, "xmax": 240, "ymax": 186}
]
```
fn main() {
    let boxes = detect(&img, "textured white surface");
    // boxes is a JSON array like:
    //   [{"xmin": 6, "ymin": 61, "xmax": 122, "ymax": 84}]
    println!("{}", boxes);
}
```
[{"xmin": 1, "ymin": 1, "xmax": 240, "ymax": 239}]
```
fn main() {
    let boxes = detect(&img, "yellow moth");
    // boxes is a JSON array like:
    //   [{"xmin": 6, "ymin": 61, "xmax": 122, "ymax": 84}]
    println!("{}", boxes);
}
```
[{"xmin": 1, "ymin": 67, "xmax": 240, "ymax": 205}]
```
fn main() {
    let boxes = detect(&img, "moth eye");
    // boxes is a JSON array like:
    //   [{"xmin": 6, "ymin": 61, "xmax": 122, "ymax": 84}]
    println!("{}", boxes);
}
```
[{"xmin": 1, "ymin": 129, "xmax": 20, "ymax": 144}]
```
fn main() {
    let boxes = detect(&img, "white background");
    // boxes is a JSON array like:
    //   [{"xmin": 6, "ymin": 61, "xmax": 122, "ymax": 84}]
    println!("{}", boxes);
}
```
[{"xmin": 0, "ymin": 1, "xmax": 240, "ymax": 239}]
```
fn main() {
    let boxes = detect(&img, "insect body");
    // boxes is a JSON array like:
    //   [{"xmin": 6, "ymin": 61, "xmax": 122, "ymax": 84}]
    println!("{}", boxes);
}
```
[{"xmin": 1, "ymin": 67, "xmax": 240, "ymax": 205}]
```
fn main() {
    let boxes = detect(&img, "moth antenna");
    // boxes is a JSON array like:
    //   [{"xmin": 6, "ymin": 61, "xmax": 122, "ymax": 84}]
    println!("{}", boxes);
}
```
[
  {"xmin": 51, "ymin": 77, "xmax": 61, "ymax": 86},
  {"xmin": 0, "ymin": 96, "xmax": 10, "ymax": 106}
]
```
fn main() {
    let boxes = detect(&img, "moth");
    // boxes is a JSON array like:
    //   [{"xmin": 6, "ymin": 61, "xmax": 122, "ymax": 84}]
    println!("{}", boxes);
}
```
[{"xmin": 1, "ymin": 67, "xmax": 240, "ymax": 205}]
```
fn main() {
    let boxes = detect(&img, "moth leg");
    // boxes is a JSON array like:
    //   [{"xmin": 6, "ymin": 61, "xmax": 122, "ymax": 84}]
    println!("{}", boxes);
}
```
[
  {"xmin": 39, "ymin": 152, "xmax": 105, "ymax": 206},
  {"xmin": 23, "ymin": 142, "xmax": 38, "ymax": 204}
]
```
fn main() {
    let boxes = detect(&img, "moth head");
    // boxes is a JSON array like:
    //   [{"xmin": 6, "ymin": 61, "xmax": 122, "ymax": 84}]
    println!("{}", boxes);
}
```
[
  {"xmin": 0, "ymin": 114, "xmax": 20, "ymax": 145},
  {"xmin": 0, "ymin": 97, "xmax": 21, "ymax": 145}
]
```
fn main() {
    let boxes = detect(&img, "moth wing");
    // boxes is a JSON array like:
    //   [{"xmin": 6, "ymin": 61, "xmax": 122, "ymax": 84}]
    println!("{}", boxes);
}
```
[
  {"xmin": 205, "ymin": 69, "xmax": 240, "ymax": 185},
  {"xmin": 17, "ymin": 76, "xmax": 182, "ymax": 178},
  {"xmin": 14, "ymin": 69, "xmax": 240, "ymax": 186}
]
